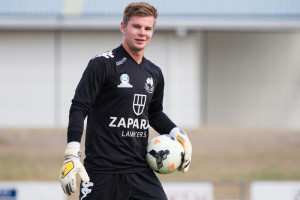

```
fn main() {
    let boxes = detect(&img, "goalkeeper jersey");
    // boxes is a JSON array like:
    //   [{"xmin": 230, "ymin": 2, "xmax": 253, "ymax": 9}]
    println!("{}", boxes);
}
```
[{"xmin": 67, "ymin": 44, "xmax": 176, "ymax": 173}]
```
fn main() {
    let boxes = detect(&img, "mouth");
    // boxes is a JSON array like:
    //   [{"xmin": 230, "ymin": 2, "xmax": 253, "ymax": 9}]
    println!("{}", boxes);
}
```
[{"xmin": 135, "ymin": 39, "xmax": 146, "ymax": 44}]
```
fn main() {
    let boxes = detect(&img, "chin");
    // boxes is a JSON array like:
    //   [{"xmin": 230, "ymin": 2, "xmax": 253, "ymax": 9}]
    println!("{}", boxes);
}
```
[{"xmin": 132, "ymin": 46, "xmax": 145, "ymax": 52}]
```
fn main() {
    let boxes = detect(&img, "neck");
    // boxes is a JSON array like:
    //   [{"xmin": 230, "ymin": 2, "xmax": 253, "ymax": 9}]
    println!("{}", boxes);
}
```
[{"xmin": 122, "ymin": 43, "xmax": 144, "ymax": 64}]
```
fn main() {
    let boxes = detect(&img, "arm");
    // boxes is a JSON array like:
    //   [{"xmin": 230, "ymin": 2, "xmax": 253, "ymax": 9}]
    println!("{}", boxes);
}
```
[
  {"xmin": 60, "ymin": 57, "xmax": 106, "ymax": 196},
  {"xmin": 67, "ymin": 58, "xmax": 106, "ymax": 142}
]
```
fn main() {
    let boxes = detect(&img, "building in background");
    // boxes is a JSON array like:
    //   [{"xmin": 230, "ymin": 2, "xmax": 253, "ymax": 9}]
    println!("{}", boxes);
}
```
[{"xmin": 0, "ymin": 0, "xmax": 300, "ymax": 129}]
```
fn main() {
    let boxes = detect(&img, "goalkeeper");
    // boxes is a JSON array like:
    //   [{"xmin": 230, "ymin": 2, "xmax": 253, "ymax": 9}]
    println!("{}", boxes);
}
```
[{"xmin": 59, "ymin": 2, "xmax": 192, "ymax": 200}]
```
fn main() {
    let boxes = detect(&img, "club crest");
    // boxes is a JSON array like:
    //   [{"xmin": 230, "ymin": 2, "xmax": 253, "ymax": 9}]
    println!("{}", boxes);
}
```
[
  {"xmin": 145, "ymin": 77, "xmax": 154, "ymax": 93},
  {"xmin": 133, "ymin": 94, "xmax": 146, "ymax": 116}
]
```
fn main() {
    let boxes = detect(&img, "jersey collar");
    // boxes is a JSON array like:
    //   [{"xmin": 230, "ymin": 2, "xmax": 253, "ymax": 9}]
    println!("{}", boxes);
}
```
[{"xmin": 119, "ymin": 44, "xmax": 145, "ymax": 66}]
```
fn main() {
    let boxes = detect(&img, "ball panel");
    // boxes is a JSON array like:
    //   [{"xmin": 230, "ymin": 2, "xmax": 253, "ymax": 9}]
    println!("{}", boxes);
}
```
[{"xmin": 146, "ymin": 135, "xmax": 184, "ymax": 174}]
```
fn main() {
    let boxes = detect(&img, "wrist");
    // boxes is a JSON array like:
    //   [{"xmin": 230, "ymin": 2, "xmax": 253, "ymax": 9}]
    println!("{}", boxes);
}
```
[
  {"xmin": 65, "ymin": 142, "xmax": 81, "ymax": 158},
  {"xmin": 169, "ymin": 127, "xmax": 181, "ymax": 137},
  {"xmin": 67, "ymin": 142, "xmax": 80, "ymax": 149}
]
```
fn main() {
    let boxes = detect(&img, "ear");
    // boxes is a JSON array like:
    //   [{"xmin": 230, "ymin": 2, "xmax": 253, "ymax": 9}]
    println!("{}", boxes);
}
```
[{"xmin": 120, "ymin": 22, "xmax": 126, "ymax": 34}]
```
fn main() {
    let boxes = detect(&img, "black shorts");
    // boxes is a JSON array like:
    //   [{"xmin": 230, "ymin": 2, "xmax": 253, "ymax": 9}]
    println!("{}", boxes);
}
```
[{"xmin": 79, "ymin": 170, "xmax": 168, "ymax": 200}]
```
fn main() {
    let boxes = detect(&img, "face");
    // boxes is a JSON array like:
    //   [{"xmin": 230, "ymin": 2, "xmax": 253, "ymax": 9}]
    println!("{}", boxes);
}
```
[{"xmin": 121, "ymin": 15, "xmax": 155, "ymax": 54}]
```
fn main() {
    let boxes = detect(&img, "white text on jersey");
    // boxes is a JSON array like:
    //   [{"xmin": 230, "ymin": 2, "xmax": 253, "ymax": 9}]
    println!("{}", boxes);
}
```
[{"xmin": 109, "ymin": 117, "xmax": 149, "ymax": 129}]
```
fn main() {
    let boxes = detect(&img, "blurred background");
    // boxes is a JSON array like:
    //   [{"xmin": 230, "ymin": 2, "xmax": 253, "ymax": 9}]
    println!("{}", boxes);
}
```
[{"xmin": 0, "ymin": 0, "xmax": 300, "ymax": 199}]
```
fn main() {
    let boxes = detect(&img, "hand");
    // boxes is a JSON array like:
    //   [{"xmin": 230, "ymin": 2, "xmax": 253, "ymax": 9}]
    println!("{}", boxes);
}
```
[
  {"xmin": 169, "ymin": 128, "xmax": 192, "ymax": 173},
  {"xmin": 59, "ymin": 142, "xmax": 90, "ymax": 196}
]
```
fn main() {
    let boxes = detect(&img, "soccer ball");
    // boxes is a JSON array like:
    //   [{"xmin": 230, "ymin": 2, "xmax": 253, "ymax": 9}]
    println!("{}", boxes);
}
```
[{"xmin": 146, "ymin": 135, "xmax": 184, "ymax": 174}]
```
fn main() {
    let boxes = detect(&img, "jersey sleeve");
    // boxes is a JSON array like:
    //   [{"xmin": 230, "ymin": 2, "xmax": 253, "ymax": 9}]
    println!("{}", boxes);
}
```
[
  {"xmin": 148, "ymin": 68, "xmax": 177, "ymax": 134},
  {"xmin": 67, "ymin": 57, "xmax": 108, "ymax": 142}
]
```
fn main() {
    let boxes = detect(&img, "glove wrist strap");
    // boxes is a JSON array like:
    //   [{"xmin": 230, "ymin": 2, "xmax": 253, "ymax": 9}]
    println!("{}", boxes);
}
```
[
  {"xmin": 65, "ymin": 142, "xmax": 81, "ymax": 158},
  {"xmin": 169, "ymin": 127, "xmax": 181, "ymax": 137}
]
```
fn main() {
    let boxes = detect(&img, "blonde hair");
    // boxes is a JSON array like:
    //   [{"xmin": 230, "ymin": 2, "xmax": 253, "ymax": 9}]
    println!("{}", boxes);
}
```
[{"xmin": 123, "ymin": 2, "xmax": 158, "ymax": 27}]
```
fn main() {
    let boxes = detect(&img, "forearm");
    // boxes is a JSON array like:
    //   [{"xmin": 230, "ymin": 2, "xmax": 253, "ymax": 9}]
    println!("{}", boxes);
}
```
[
  {"xmin": 149, "ymin": 111, "xmax": 176, "ymax": 134},
  {"xmin": 67, "ymin": 102, "xmax": 88, "ymax": 143}
]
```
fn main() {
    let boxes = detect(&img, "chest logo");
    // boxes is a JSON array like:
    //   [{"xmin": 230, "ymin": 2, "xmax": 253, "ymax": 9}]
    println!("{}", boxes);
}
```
[
  {"xmin": 145, "ymin": 77, "xmax": 154, "ymax": 93},
  {"xmin": 133, "ymin": 94, "xmax": 147, "ymax": 116},
  {"xmin": 118, "ymin": 74, "xmax": 133, "ymax": 88}
]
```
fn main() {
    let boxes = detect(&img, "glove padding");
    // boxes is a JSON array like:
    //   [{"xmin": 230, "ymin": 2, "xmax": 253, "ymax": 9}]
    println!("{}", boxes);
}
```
[
  {"xmin": 59, "ymin": 142, "xmax": 89, "ymax": 196},
  {"xmin": 169, "ymin": 127, "xmax": 192, "ymax": 173}
]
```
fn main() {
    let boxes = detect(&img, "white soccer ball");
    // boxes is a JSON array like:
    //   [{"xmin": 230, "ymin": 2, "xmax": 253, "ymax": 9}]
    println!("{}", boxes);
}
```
[{"xmin": 146, "ymin": 134, "xmax": 184, "ymax": 174}]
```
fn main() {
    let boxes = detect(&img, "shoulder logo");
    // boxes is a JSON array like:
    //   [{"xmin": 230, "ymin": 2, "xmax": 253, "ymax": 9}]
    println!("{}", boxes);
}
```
[
  {"xmin": 93, "ymin": 51, "xmax": 114, "ymax": 59},
  {"xmin": 145, "ymin": 77, "xmax": 154, "ymax": 93},
  {"xmin": 118, "ymin": 74, "xmax": 133, "ymax": 88}
]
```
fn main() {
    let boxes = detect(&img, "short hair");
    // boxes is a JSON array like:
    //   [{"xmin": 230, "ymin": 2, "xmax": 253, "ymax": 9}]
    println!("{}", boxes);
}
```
[{"xmin": 123, "ymin": 2, "xmax": 158, "ymax": 27}]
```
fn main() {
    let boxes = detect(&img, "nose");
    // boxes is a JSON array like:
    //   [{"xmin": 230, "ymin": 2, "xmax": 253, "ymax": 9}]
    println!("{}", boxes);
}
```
[{"xmin": 138, "ymin": 28, "xmax": 146, "ymax": 35}]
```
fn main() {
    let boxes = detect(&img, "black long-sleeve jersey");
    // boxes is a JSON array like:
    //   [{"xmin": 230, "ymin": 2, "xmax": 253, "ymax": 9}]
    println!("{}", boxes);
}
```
[{"xmin": 67, "ymin": 44, "xmax": 176, "ymax": 173}]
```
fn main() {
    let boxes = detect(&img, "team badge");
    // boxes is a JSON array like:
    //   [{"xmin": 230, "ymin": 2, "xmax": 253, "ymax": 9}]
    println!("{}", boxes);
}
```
[
  {"xmin": 133, "ymin": 94, "xmax": 146, "ymax": 116},
  {"xmin": 145, "ymin": 77, "xmax": 154, "ymax": 93},
  {"xmin": 118, "ymin": 74, "xmax": 133, "ymax": 88}
]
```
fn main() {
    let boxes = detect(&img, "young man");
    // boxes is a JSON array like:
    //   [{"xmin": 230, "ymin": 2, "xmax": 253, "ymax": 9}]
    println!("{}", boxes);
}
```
[{"xmin": 59, "ymin": 2, "xmax": 192, "ymax": 200}]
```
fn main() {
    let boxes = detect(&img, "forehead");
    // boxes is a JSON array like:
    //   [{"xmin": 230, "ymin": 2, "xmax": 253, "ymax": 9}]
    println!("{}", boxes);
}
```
[{"xmin": 127, "ymin": 15, "xmax": 155, "ymax": 27}]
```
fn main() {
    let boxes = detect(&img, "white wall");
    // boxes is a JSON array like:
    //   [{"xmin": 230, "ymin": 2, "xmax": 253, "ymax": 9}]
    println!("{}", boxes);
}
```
[
  {"xmin": 0, "ymin": 31, "xmax": 55, "ymax": 127},
  {"xmin": 207, "ymin": 32, "xmax": 300, "ymax": 129}
]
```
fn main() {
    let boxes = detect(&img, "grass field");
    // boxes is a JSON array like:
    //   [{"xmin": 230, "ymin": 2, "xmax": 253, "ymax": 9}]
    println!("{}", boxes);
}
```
[{"xmin": 0, "ymin": 127, "xmax": 300, "ymax": 199}]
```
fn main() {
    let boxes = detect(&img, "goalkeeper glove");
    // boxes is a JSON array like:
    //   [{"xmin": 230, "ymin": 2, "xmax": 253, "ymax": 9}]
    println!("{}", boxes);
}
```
[
  {"xmin": 169, "ymin": 127, "xmax": 192, "ymax": 173},
  {"xmin": 59, "ymin": 142, "xmax": 89, "ymax": 196}
]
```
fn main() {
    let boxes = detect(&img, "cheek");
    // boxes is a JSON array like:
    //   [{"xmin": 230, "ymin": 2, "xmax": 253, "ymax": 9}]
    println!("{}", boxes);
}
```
[
  {"xmin": 147, "ymin": 32, "xmax": 153, "ymax": 40},
  {"xmin": 124, "ymin": 32, "xmax": 134, "ymax": 41}
]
